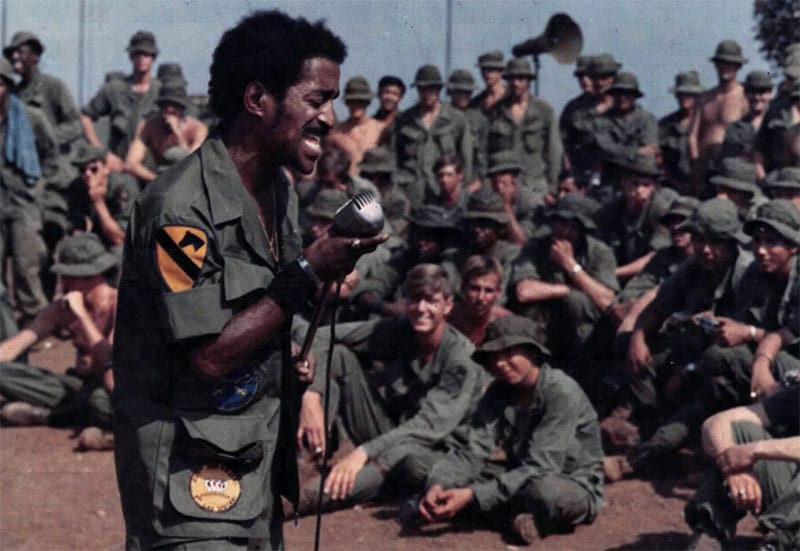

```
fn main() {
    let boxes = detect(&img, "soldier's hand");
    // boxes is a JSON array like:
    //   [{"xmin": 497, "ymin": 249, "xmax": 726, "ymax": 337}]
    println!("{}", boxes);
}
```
[
  {"xmin": 626, "ymin": 330, "xmax": 652, "ymax": 376},
  {"xmin": 324, "ymin": 447, "xmax": 368, "ymax": 500},
  {"xmin": 750, "ymin": 358, "xmax": 779, "ymax": 401},
  {"xmin": 61, "ymin": 291, "xmax": 88, "ymax": 320},
  {"xmin": 419, "ymin": 485, "xmax": 444, "ymax": 523},
  {"xmin": 716, "ymin": 443, "xmax": 757, "ymax": 475},
  {"xmin": 84, "ymin": 168, "xmax": 108, "ymax": 202},
  {"xmin": 725, "ymin": 471, "xmax": 762, "ymax": 514},
  {"xmin": 713, "ymin": 317, "xmax": 749, "ymax": 347},
  {"xmin": 290, "ymin": 342, "xmax": 316, "ymax": 384},
  {"xmin": 549, "ymin": 238, "xmax": 576, "ymax": 272},
  {"xmin": 304, "ymin": 234, "xmax": 388, "ymax": 282},
  {"xmin": 296, "ymin": 391, "xmax": 325, "ymax": 458},
  {"xmin": 430, "ymin": 487, "xmax": 474, "ymax": 519},
  {"xmin": 105, "ymin": 153, "xmax": 125, "ymax": 173}
]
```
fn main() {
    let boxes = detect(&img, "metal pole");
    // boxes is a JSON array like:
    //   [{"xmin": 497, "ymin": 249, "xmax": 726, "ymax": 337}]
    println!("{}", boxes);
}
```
[
  {"xmin": 444, "ymin": 0, "xmax": 452, "ymax": 77},
  {"xmin": 78, "ymin": 0, "xmax": 86, "ymax": 105},
  {"xmin": 1, "ymin": 0, "xmax": 8, "ymax": 52},
  {"xmin": 534, "ymin": 55, "xmax": 540, "ymax": 96}
]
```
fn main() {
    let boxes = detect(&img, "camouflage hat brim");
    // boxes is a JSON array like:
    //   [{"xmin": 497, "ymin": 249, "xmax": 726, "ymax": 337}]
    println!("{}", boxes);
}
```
[
  {"xmin": 474, "ymin": 334, "xmax": 550, "ymax": 360},
  {"xmin": 670, "ymin": 84, "xmax": 704, "ymax": 95},
  {"xmin": 412, "ymin": 80, "xmax": 444, "ymax": 88},
  {"xmin": 486, "ymin": 162, "xmax": 525, "ymax": 177},
  {"xmin": 610, "ymin": 85, "xmax": 643, "ymax": 98},
  {"xmin": 461, "ymin": 211, "xmax": 510, "ymax": 225},
  {"xmin": 677, "ymin": 220, "xmax": 749, "ymax": 246},
  {"xmin": 50, "ymin": 250, "xmax": 118, "ymax": 277},
  {"xmin": 477, "ymin": 60, "xmax": 506, "ymax": 69},
  {"xmin": 548, "ymin": 208, "xmax": 597, "ymax": 231},
  {"xmin": 744, "ymin": 218, "xmax": 800, "ymax": 245},
  {"xmin": 157, "ymin": 93, "xmax": 189, "ymax": 110},
  {"xmin": 448, "ymin": 84, "xmax": 475, "ymax": 93},
  {"xmin": 709, "ymin": 175, "xmax": 758, "ymax": 194},
  {"xmin": 127, "ymin": 43, "xmax": 158, "ymax": 55},
  {"xmin": 710, "ymin": 54, "xmax": 747, "ymax": 65}
]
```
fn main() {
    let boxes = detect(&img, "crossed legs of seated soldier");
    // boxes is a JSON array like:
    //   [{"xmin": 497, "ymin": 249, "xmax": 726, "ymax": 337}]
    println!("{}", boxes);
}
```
[
  {"xmin": 635, "ymin": 345, "xmax": 798, "ymax": 465},
  {"xmin": 0, "ymin": 361, "xmax": 111, "ymax": 428},
  {"xmin": 300, "ymin": 344, "xmax": 446, "ymax": 513},
  {"xmin": 685, "ymin": 421, "xmax": 800, "ymax": 550}
]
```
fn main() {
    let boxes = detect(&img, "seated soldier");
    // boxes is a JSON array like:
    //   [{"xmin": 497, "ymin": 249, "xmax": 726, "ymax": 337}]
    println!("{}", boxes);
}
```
[
  {"xmin": 625, "ymin": 198, "xmax": 753, "ymax": 441},
  {"xmin": 635, "ymin": 200, "xmax": 800, "ymax": 468},
  {"xmin": 763, "ymin": 166, "xmax": 800, "ymax": 208},
  {"xmin": 711, "ymin": 157, "xmax": 767, "ymax": 221},
  {"xmin": 446, "ymin": 255, "xmax": 512, "ymax": 347},
  {"xmin": 352, "ymin": 205, "xmax": 460, "ymax": 317},
  {"xmin": 455, "ymin": 188, "xmax": 522, "ymax": 304},
  {"xmin": 0, "ymin": 234, "xmax": 117, "ymax": 450},
  {"xmin": 429, "ymin": 153, "xmax": 470, "ymax": 219},
  {"xmin": 409, "ymin": 316, "xmax": 604, "ymax": 545},
  {"xmin": 295, "ymin": 264, "xmax": 484, "ymax": 513},
  {"xmin": 124, "ymin": 82, "xmax": 208, "ymax": 183},
  {"xmin": 509, "ymin": 193, "xmax": 619, "ymax": 373},
  {"xmin": 595, "ymin": 153, "xmax": 678, "ymax": 281},
  {"xmin": 64, "ymin": 144, "xmax": 139, "ymax": 256},
  {"xmin": 685, "ymin": 386, "xmax": 799, "ymax": 551},
  {"xmin": 486, "ymin": 150, "xmax": 544, "ymax": 246}
]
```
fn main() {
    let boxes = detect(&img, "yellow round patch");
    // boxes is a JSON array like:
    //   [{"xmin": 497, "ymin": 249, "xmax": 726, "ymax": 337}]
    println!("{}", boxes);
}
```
[{"xmin": 189, "ymin": 464, "xmax": 241, "ymax": 512}]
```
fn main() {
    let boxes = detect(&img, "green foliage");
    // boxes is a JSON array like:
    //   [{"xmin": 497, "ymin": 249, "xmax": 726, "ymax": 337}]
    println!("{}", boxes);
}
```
[{"xmin": 753, "ymin": 0, "xmax": 800, "ymax": 68}]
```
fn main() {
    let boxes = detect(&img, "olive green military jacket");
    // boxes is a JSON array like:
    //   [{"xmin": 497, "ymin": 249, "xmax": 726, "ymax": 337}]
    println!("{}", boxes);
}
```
[
  {"xmin": 82, "ymin": 76, "xmax": 161, "ymax": 159},
  {"xmin": 595, "ymin": 186, "xmax": 678, "ymax": 266},
  {"xmin": 650, "ymin": 250, "xmax": 754, "ymax": 320},
  {"xmin": 616, "ymin": 244, "xmax": 688, "ymax": 304},
  {"xmin": 16, "ymin": 68, "xmax": 82, "ymax": 153},
  {"xmin": 593, "ymin": 106, "xmax": 658, "ymax": 164},
  {"xmin": 427, "ymin": 365, "xmax": 604, "ymax": 515},
  {"xmin": 113, "ymin": 136, "xmax": 302, "ymax": 543},
  {"xmin": 755, "ymin": 91, "xmax": 795, "ymax": 173},
  {"xmin": 487, "ymin": 95, "xmax": 563, "ymax": 195},
  {"xmin": 561, "ymin": 94, "xmax": 600, "ymax": 181},
  {"xmin": 509, "ymin": 234, "xmax": 620, "ymax": 295},
  {"xmin": 309, "ymin": 317, "xmax": 483, "ymax": 461},
  {"xmin": 393, "ymin": 102, "xmax": 474, "ymax": 203},
  {"xmin": 658, "ymin": 109, "xmax": 692, "ymax": 185}
]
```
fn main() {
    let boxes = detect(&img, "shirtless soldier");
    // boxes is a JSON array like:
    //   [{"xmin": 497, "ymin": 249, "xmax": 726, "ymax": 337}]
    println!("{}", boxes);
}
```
[
  {"xmin": 688, "ymin": 40, "xmax": 749, "ymax": 196},
  {"xmin": 327, "ymin": 76, "xmax": 385, "ymax": 172}
]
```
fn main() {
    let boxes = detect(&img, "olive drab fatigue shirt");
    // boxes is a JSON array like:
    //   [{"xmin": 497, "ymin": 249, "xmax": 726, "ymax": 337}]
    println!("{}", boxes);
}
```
[
  {"xmin": 755, "ymin": 91, "xmax": 796, "ymax": 173},
  {"xmin": 82, "ymin": 76, "xmax": 161, "ymax": 159},
  {"xmin": 720, "ymin": 115, "xmax": 757, "ymax": 160},
  {"xmin": 15, "ymin": 68, "xmax": 83, "ymax": 155},
  {"xmin": 616, "ymin": 244, "xmax": 688, "ymax": 304},
  {"xmin": 487, "ymin": 95, "xmax": 563, "ymax": 197},
  {"xmin": 113, "ymin": 136, "xmax": 302, "ymax": 547},
  {"xmin": 392, "ymin": 102, "xmax": 474, "ymax": 205},
  {"xmin": 308, "ymin": 317, "xmax": 484, "ymax": 464},
  {"xmin": 593, "ymin": 106, "xmax": 658, "ymax": 165},
  {"xmin": 658, "ymin": 110, "xmax": 693, "ymax": 185},
  {"xmin": 426, "ymin": 365, "xmax": 604, "ymax": 515}
]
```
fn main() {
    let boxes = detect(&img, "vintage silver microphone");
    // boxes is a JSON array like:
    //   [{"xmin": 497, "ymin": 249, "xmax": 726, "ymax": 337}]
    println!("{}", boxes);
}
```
[{"xmin": 298, "ymin": 191, "xmax": 384, "ymax": 360}]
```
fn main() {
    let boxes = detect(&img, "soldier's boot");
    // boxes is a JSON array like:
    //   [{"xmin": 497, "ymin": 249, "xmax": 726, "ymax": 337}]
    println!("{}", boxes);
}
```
[
  {"xmin": 0, "ymin": 402, "xmax": 51, "ymax": 426},
  {"xmin": 398, "ymin": 497, "xmax": 424, "ymax": 530},
  {"xmin": 632, "ymin": 422, "xmax": 689, "ymax": 475},
  {"xmin": 511, "ymin": 513, "xmax": 540, "ymax": 546}
]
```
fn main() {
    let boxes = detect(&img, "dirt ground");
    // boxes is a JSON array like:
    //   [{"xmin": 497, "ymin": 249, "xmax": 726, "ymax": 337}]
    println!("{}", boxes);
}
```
[{"xmin": 0, "ymin": 337, "xmax": 762, "ymax": 550}]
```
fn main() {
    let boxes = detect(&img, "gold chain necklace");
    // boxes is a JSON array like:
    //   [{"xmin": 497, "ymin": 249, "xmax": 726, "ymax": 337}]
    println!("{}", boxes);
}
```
[{"xmin": 256, "ymin": 183, "xmax": 280, "ymax": 264}]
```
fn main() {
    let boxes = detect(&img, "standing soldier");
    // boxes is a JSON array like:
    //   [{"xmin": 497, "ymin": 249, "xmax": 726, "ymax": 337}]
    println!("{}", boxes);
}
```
[
  {"xmin": 720, "ymin": 71, "xmax": 774, "ymax": 161},
  {"xmin": 486, "ymin": 58, "xmax": 562, "ymax": 203},
  {"xmin": 81, "ymin": 31, "xmax": 161, "ymax": 173},
  {"xmin": 393, "ymin": 64, "xmax": 473, "ymax": 205},
  {"xmin": 659, "ymin": 71, "xmax": 704, "ymax": 195},
  {"xmin": 447, "ymin": 69, "xmax": 486, "ymax": 188},
  {"xmin": 469, "ymin": 50, "xmax": 507, "ymax": 115},
  {"xmin": 327, "ymin": 76, "xmax": 385, "ymax": 172}
]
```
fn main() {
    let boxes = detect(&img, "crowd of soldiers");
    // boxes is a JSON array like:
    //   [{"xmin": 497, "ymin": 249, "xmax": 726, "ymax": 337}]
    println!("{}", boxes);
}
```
[{"xmin": 0, "ymin": 24, "xmax": 798, "ymax": 550}]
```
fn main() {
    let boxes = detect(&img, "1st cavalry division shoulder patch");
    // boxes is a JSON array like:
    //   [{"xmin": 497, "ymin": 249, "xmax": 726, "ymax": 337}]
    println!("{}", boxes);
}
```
[
  {"xmin": 155, "ymin": 226, "xmax": 208, "ymax": 292},
  {"xmin": 190, "ymin": 464, "xmax": 241, "ymax": 512}
]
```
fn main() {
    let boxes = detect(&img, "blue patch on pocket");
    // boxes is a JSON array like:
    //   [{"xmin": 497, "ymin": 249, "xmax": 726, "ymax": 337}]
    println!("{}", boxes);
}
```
[{"xmin": 209, "ymin": 365, "xmax": 264, "ymax": 413}]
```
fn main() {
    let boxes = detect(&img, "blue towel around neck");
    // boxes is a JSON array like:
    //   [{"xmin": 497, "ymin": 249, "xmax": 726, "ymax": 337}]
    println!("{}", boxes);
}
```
[{"xmin": 4, "ymin": 94, "xmax": 42, "ymax": 185}]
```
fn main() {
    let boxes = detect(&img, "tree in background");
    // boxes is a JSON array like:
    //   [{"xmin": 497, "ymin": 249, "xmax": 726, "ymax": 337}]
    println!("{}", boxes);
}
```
[{"xmin": 754, "ymin": 0, "xmax": 800, "ymax": 68}]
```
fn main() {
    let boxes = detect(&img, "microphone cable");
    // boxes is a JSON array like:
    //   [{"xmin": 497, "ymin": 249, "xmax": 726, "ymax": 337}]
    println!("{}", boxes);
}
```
[{"xmin": 313, "ymin": 280, "xmax": 342, "ymax": 551}]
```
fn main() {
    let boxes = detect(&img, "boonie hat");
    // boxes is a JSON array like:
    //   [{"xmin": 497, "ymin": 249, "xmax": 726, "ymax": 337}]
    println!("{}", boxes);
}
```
[
  {"xmin": 71, "ymin": 143, "xmax": 107, "ymax": 167},
  {"xmin": 486, "ymin": 151, "xmax": 524, "ymax": 177},
  {"xmin": 670, "ymin": 71, "xmax": 704, "ymax": 95},
  {"xmin": 710, "ymin": 39, "xmax": 747, "ymax": 65},
  {"xmin": 460, "ymin": 188, "xmax": 510, "ymax": 225},
  {"xmin": 547, "ymin": 192, "xmax": 599, "ymax": 231},
  {"xmin": 610, "ymin": 71, "xmax": 643, "ymax": 97},
  {"xmin": 407, "ymin": 204, "xmax": 457, "ymax": 230},
  {"xmin": 447, "ymin": 69, "xmax": 476, "ymax": 93},
  {"xmin": 344, "ymin": 76, "xmax": 374, "ymax": 102},
  {"xmin": 660, "ymin": 196, "xmax": 700, "ymax": 224},
  {"xmin": 477, "ymin": 50, "xmax": 505, "ymax": 70},
  {"xmin": 157, "ymin": 63, "xmax": 187, "ymax": 87},
  {"xmin": 744, "ymin": 199, "xmax": 800, "ymax": 245},
  {"xmin": 587, "ymin": 53, "xmax": 621, "ymax": 77},
  {"xmin": 710, "ymin": 158, "xmax": 759, "ymax": 195},
  {"xmin": 3, "ymin": 31, "xmax": 44, "ymax": 59},
  {"xmin": 359, "ymin": 147, "xmax": 394, "ymax": 174},
  {"xmin": 764, "ymin": 167, "xmax": 800, "ymax": 191},
  {"xmin": 126, "ymin": 31, "xmax": 158, "ymax": 55},
  {"xmin": 412, "ymin": 65, "xmax": 444, "ymax": 88},
  {"xmin": 307, "ymin": 189, "xmax": 349, "ymax": 220},
  {"xmin": 608, "ymin": 152, "xmax": 661, "ymax": 178},
  {"xmin": 51, "ymin": 234, "xmax": 118, "ymax": 277},
  {"xmin": 742, "ymin": 70, "xmax": 772, "ymax": 91},
  {"xmin": 574, "ymin": 55, "xmax": 594, "ymax": 77},
  {"xmin": 503, "ymin": 58, "xmax": 536, "ymax": 80},
  {"xmin": 677, "ymin": 198, "xmax": 748, "ymax": 245},
  {"xmin": 474, "ymin": 315, "xmax": 551, "ymax": 361},
  {"xmin": 156, "ymin": 83, "xmax": 189, "ymax": 109}
]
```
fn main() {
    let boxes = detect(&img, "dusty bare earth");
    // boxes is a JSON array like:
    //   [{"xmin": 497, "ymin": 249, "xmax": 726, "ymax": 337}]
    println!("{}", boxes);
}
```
[{"xmin": 1, "ymin": 337, "xmax": 761, "ymax": 551}]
